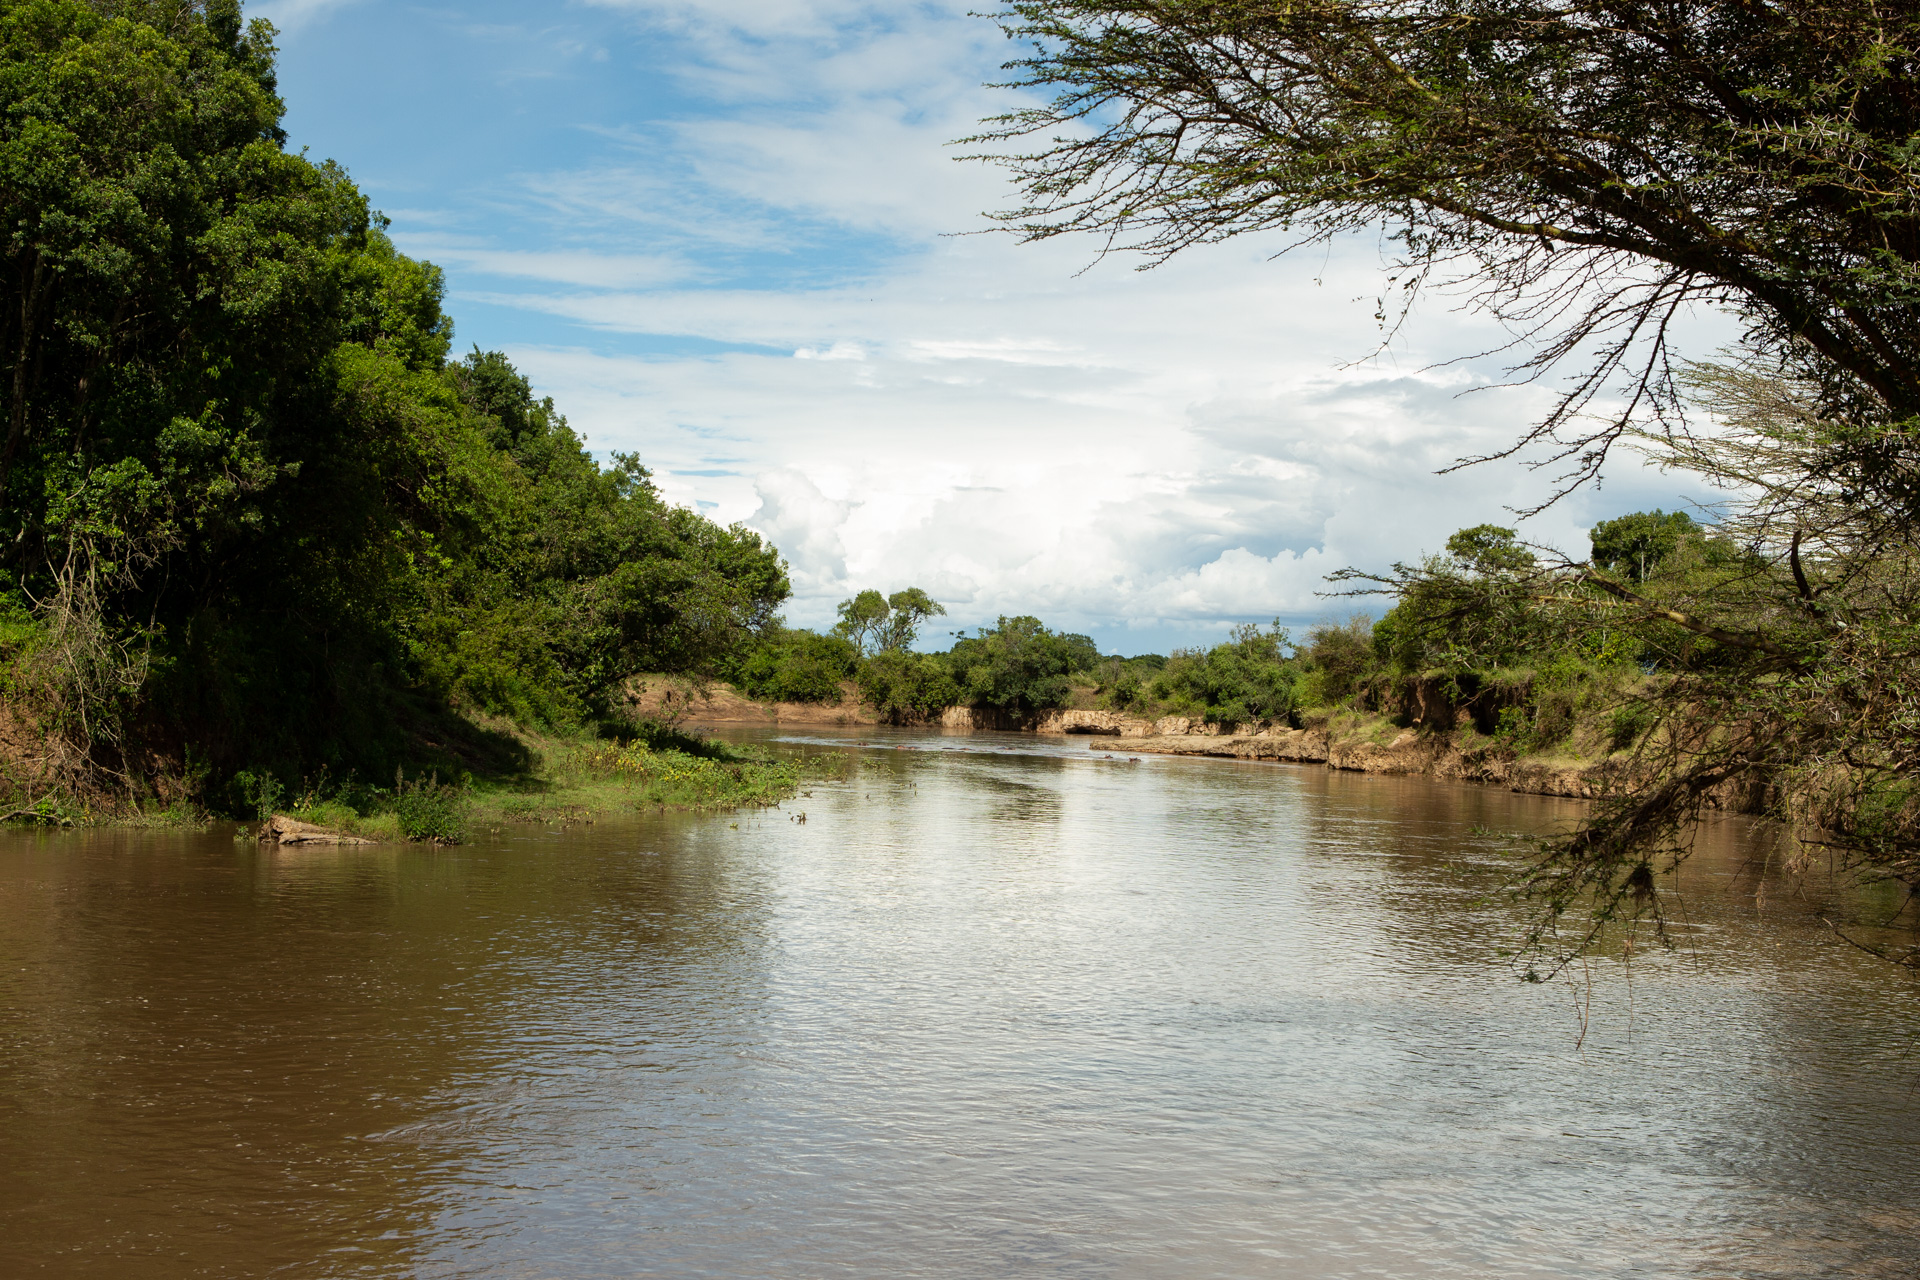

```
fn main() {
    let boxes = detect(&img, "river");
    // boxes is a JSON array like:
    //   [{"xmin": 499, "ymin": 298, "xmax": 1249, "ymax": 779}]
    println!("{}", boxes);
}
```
[{"xmin": 2, "ymin": 728, "xmax": 1917, "ymax": 1278}]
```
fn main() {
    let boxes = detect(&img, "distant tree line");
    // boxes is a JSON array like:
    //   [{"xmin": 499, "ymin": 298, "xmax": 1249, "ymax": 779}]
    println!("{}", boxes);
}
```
[{"xmin": 742, "ymin": 508, "xmax": 1741, "ymax": 741}]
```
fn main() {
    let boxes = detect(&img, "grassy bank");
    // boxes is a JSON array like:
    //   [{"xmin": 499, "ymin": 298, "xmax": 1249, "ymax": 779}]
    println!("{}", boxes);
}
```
[
  {"xmin": 0, "ymin": 720, "xmax": 840, "ymax": 840},
  {"xmin": 264, "ymin": 727, "xmax": 841, "ymax": 843}
]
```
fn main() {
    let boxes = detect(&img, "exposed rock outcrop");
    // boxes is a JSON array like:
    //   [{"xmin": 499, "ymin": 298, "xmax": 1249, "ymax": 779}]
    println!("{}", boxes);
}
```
[
  {"xmin": 258, "ymin": 814, "xmax": 374, "ymax": 846},
  {"xmin": 1112, "ymin": 727, "xmax": 1606, "ymax": 800},
  {"xmin": 1028, "ymin": 710, "xmax": 1274, "ymax": 737},
  {"xmin": 940, "ymin": 705, "xmax": 1023, "ymax": 731}
]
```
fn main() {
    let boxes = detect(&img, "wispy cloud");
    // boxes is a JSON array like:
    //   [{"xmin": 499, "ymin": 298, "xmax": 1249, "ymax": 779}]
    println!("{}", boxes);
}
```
[{"xmin": 390, "ymin": 238, "xmax": 693, "ymax": 290}]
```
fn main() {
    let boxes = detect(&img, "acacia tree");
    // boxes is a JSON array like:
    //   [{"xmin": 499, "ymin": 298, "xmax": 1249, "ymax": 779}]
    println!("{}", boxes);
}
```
[
  {"xmin": 977, "ymin": 1, "xmax": 1920, "ymax": 494},
  {"xmin": 976, "ymin": 0, "xmax": 1920, "ymax": 966},
  {"xmin": 834, "ymin": 587, "xmax": 947, "ymax": 656}
]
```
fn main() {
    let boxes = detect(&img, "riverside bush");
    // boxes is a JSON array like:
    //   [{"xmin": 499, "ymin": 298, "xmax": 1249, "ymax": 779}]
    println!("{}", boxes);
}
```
[
  {"xmin": 1151, "ymin": 623, "xmax": 1296, "ymax": 725},
  {"xmin": 0, "ymin": 3, "xmax": 790, "ymax": 812},
  {"xmin": 392, "ymin": 771, "xmax": 469, "ymax": 843},
  {"xmin": 856, "ymin": 649, "xmax": 963, "ymax": 721},
  {"xmin": 732, "ymin": 630, "xmax": 858, "ymax": 703}
]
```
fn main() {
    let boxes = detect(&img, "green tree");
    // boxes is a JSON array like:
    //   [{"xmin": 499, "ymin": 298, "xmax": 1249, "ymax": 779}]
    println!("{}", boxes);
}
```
[
  {"xmin": 1299, "ymin": 615, "xmax": 1373, "ymax": 705},
  {"xmin": 833, "ymin": 590, "xmax": 890, "ymax": 656},
  {"xmin": 877, "ymin": 587, "xmax": 946, "ymax": 651},
  {"xmin": 855, "ymin": 648, "xmax": 963, "ymax": 722},
  {"xmin": 1589, "ymin": 511, "xmax": 1698, "ymax": 583},
  {"xmin": 731, "ymin": 628, "xmax": 859, "ymax": 704},
  {"xmin": 834, "ymin": 586, "xmax": 947, "ymax": 656},
  {"xmin": 1151, "ymin": 622, "xmax": 1296, "ymax": 725},
  {"xmin": 945, "ymin": 615, "xmax": 1098, "ymax": 716},
  {"xmin": 1446, "ymin": 526, "xmax": 1534, "ymax": 578},
  {"xmin": 0, "ymin": 2, "xmax": 792, "ymax": 801}
]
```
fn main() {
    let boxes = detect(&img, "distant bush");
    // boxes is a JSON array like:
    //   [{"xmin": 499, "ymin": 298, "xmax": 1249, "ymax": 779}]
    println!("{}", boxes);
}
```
[
  {"xmin": 1298, "ymin": 615, "xmax": 1374, "ymax": 706},
  {"xmin": 1589, "ymin": 509, "xmax": 1697, "ymax": 582},
  {"xmin": 1093, "ymin": 654, "xmax": 1166, "ymax": 711},
  {"xmin": 230, "ymin": 770, "xmax": 285, "ymax": 821},
  {"xmin": 733, "ymin": 629, "xmax": 858, "ymax": 703},
  {"xmin": 1151, "ymin": 623, "xmax": 1296, "ymax": 725},
  {"xmin": 945, "ymin": 615, "xmax": 1098, "ymax": 715},
  {"xmin": 856, "ymin": 649, "xmax": 962, "ymax": 721}
]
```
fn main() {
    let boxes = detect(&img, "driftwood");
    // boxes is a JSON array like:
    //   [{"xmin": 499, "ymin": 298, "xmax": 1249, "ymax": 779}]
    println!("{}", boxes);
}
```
[{"xmin": 257, "ymin": 814, "xmax": 373, "ymax": 846}]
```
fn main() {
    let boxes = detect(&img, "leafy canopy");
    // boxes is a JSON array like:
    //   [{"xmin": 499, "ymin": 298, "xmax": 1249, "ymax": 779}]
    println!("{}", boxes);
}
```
[
  {"xmin": 977, "ymin": 0, "xmax": 1920, "ymax": 505},
  {"xmin": 0, "ymin": 0, "xmax": 790, "ymax": 797},
  {"xmin": 833, "ymin": 587, "xmax": 947, "ymax": 656}
]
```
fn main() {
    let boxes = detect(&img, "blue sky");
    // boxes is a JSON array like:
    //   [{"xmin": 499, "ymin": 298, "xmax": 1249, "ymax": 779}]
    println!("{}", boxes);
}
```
[{"xmin": 256, "ymin": 0, "xmax": 1727, "ymax": 655}]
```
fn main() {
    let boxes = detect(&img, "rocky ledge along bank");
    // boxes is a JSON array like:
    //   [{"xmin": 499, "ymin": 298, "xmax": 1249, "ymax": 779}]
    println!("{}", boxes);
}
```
[
  {"xmin": 1027, "ymin": 708, "xmax": 1604, "ymax": 799},
  {"xmin": 258, "ymin": 815, "xmax": 372, "ymax": 846}
]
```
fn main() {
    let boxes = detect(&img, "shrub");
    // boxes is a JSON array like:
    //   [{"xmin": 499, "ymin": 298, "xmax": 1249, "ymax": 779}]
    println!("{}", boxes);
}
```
[
  {"xmin": 856, "ymin": 649, "xmax": 962, "ymax": 721},
  {"xmin": 1150, "ymin": 623, "xmax": 1296, "ymax": 725},
  {"xmin": 734, "ymin": 629, "xmax": 858, "ymax": 703},
  {"xmin": 230, "ymin": 770, "xmax": 285, "ymax": 821},
  {"xmin": 1607, "ymin": 704, "xmax": 1654, "ymax": 752},
  {"xmin": 1494, "ymin": 691, "xmax": 1576, "ymax": 753},
  {"xmin": 1092, "ymin": 654, "xmax": 1165, "ymax": 711},
  {"xmin": 1301, "ymin": 615, "xmax": 1374, "ymax": 704},
  {"xmin": 945, "ymin": 616, "xmax": 1098, "ymax": 715},
  {"xmin": 393, "ymin": 769, "xmax": 468, "ymax": 843}
]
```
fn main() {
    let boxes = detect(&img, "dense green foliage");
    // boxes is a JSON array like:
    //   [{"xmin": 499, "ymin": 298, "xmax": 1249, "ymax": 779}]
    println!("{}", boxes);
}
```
[
  {"xmin": 1589, "ymin": 511, "xmax": 1698, "ymax": 583},
  {"xmin": 946, "ymin": 615, "xmax": 1099, "ymax": 715},
  {"xmin": 853, "ymin": 614, "xmax": 1100, "ymax": 720},
  {"xmin": 854, "ymin": 647, "xmax": 964, "ymax": 721},
  {"xmin": 1128, "ymin": 623, "xmax": 1296, "ymax": 724},
  {"xmin": 390, "ymin": 770, "xmax": 468, "ymax": 843},
  {"xmin": 833, "ymin": 587, "xmax": 945, "ymax": 656},
  {"xmin": 0, "ymin": 1, "xmax": 788, "ymax": 813},
  {"xmin": 727, "ymin": 627, "xmax": 859, "ymax": 704}
]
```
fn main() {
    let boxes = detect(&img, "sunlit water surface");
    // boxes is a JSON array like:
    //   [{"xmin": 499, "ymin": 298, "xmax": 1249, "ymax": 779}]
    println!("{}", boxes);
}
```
[{"xmin": 3, "ymin": 728, "xmax": 1918, "ymax": 1278}]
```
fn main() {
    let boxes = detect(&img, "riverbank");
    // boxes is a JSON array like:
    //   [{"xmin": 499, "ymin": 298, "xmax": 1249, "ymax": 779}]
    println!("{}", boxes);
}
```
[
  {"xmin": 272, "ymin": 730, "xmax": 829, "ymax": 844},
  {"xmin": 0, "ymin": 715, "xmax": 835, "ymax": 835},
  {"xmin": 1084, "ymin": 716, "xmax": 1603, "ymax": 798},
  {"xmin": 641, "ymin": 679, "xmax": 1629, "ymax": 803}
]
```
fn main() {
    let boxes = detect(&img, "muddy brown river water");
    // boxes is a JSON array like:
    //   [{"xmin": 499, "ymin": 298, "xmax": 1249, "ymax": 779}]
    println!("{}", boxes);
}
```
[{"xmin": 2, "ymin": 728, "xmax": 1918, "ymax": 1278}]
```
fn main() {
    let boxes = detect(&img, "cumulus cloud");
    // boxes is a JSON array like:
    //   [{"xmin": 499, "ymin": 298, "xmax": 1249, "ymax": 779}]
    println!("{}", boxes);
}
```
[
  {"xmin": 490, "ymin": 211, "xmax": 1721, "ymax": 646},
  {"xmin": 331, "ymin": 0, "xmax": 1732, "ymax": 652}
]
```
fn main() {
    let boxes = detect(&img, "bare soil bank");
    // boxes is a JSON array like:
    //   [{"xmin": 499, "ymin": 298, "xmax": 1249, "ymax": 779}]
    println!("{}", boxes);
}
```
[{"xmin": 627, "ymin": 675, "xmax": 884, "ymax": 727}]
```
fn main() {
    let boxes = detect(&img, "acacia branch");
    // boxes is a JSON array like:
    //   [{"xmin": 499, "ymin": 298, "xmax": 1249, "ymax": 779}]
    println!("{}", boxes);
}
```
[{"xmin": 1579, "ymin": 569, "xmax": 1803, "ymax": 667}]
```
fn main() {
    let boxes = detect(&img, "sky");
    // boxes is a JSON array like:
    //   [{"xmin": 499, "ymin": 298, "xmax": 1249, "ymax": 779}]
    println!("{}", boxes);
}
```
[{"xmin": 254, "ymin": 0, "xmax": 1730, "ymax": 655}]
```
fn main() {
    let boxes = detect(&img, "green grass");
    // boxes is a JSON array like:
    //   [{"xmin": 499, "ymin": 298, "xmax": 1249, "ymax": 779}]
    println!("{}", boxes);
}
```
[
  {"xmin": 4, "ymin": 719, "xmax": 841, "ymax": 842},
  {"xmin": 257, "ymin": 728, "xmax": 842, "ymax": 843}
]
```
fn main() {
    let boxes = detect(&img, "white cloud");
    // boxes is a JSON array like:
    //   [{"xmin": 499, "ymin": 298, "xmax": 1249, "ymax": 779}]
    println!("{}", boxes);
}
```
[
  {"xmin": 372, "ymin": 0, "xmax": 1734, "ymax": 651},
  {"xmin": 492, "ymin": 227, "xmax": 1691, "ymax": 645}
]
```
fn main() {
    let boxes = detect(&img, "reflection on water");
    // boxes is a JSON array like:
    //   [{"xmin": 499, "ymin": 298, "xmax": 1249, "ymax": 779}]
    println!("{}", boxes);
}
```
[{"xmin": 3, "ymin": 728, "xmax": 1918, "ymax": 1278}]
